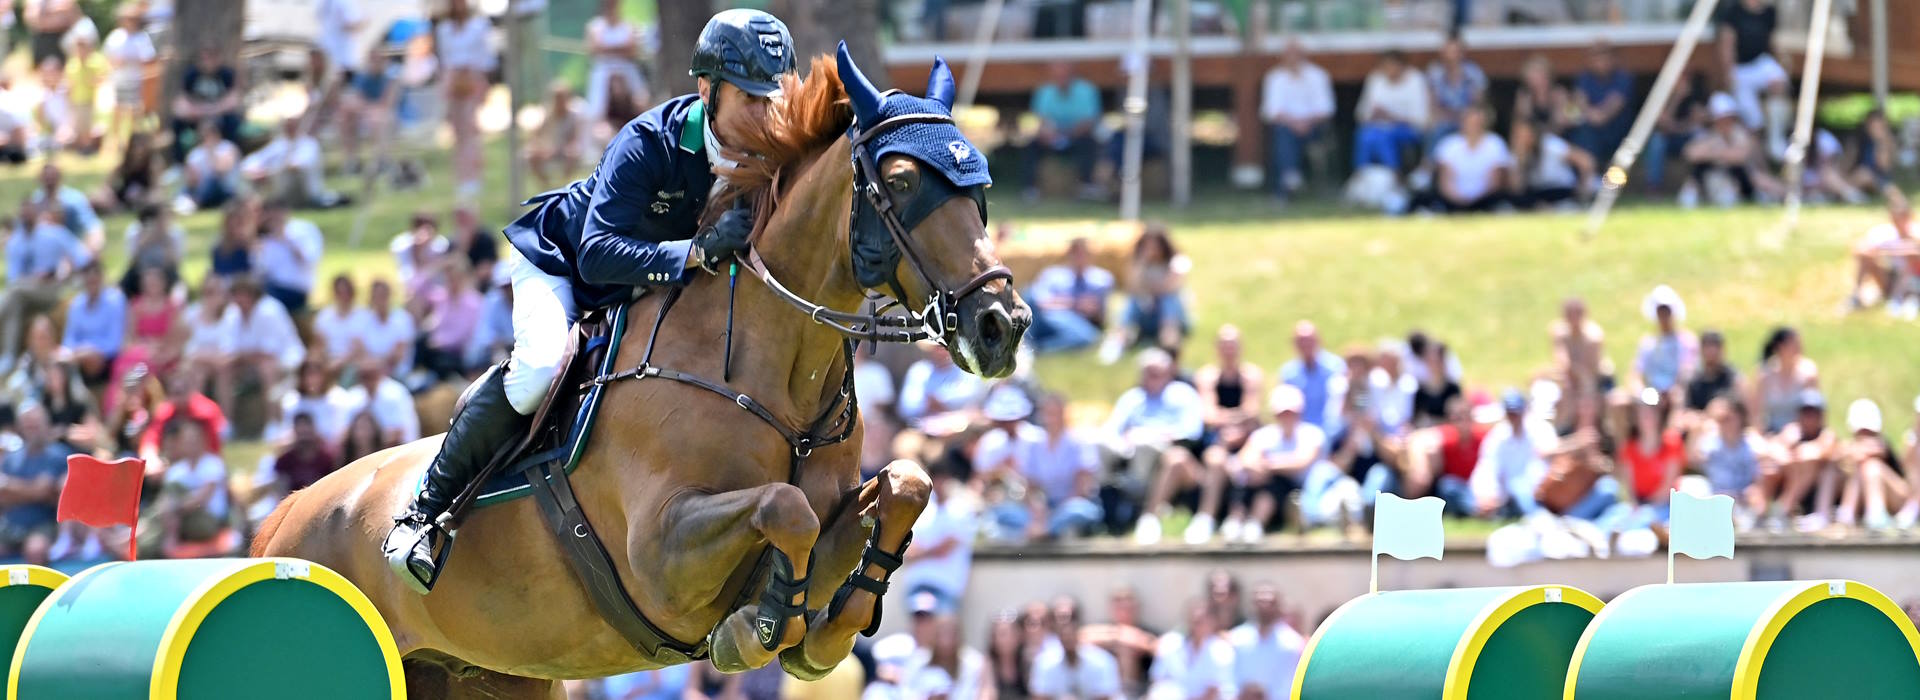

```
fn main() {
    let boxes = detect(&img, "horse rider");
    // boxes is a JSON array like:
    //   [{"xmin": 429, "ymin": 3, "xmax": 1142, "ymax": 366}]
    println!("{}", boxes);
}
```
[{"xmin": 383, "ymin": 9, "xmax": 799, "ymax": 594}]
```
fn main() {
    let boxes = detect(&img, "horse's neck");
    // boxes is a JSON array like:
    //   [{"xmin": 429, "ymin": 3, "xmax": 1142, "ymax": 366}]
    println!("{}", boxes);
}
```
[{"xmin": 745, "ymin": 138, "xmax": 863, "ymax": 411}]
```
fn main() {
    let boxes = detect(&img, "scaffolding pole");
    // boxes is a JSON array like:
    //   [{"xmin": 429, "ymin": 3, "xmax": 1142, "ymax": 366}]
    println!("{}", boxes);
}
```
[
  {"xmin": 1581, "ymin": 0, "xmax": 1723, "ymax": 239},
  {"xmin": 1170, "ymin": 0, "xmax": 1192, "ymax": 207},
  {"xmin": 1781, "ymin": 0, "xmax": 1836, "ymax": 232},
  {"xmin": 1118, "ymin": 0, "xmax": 1154, "ymax": 221},
  {"xmin": 955, "ymin": 0, "xmax": 1006, "ymax": 109}
]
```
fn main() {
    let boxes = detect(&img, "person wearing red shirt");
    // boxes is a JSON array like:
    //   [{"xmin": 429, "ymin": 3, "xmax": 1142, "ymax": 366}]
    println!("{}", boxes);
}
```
[
  {"xmin": 1618, "ymin": 388, "xmax": 1685, "ymax": 521},
  {"xmin": 1410, "ymin": 395, "xmax": 1489, "ymax": 514},
  {"xmin": 139, "ymin": 370, "xmax": 226, "ymax": 468}
]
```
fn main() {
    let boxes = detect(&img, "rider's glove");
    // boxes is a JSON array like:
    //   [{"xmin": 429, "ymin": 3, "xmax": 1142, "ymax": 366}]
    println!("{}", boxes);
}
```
[{"xmin": 692, "ymin": 206, "xmax": 753, "ymax": 273}]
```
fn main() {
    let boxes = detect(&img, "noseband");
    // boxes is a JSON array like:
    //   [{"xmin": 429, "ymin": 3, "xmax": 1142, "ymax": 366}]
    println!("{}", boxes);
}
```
[{"xmin": 741, "ymin": 109, "xmax": 1011, "ymax": 347}]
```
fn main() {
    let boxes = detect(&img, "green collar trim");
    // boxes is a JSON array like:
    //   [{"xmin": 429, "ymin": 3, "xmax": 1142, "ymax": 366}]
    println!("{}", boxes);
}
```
[{"xmin": 679, "ymin": 100, "xmax": 705, "ymax": 153}]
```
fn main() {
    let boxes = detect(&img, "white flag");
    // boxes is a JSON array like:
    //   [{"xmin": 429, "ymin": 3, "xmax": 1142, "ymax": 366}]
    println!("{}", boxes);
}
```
[{"xmin": 1372, "ymin": 494, "xmax": 1445, "ymax": 562}]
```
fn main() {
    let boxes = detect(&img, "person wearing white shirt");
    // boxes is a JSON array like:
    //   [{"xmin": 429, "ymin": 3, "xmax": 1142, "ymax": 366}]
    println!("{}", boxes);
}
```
[
  {"xmin": 356, "ymin": 279, "xmax": 416, "ymax": 376},
  {"xmin": 330, "ymin": 357, "xmax": 421, "ymax": 446},
  {"xmin": 897, "ymin": 344, "xmax": 984, "ymax": 433},
  {"xmin": 314, "ymin": 0, "xmax": 365, "ymax": 78},
  {"xmin": 1509, "ymin": 116, "xmax": 1595, "ymax": 210},
  {"xmin": 1471, "ymin": 390, "xmax": 1560, "ymax": 517},
  {"xmin": 312, "ymin": 274, "xmax": 374, "ymax": 370},
  {"xmin": 181, "ymin": 120, "xmax": 240, "ymax": 209},
  {"xmin": 900, "ymin": 459, "xmax": 979, "ymax": 612},
  {"xmin": 1149, "ymin": 604, "xmax": 1237, "ymax": 700},
  {"xmin": 1238, "ymin": 385, "xmax": 1357, "ymax": 533},
  {"xmin": 905, "ymin": 616, "xmax": 992, "ymax": 700},
  {"xmin": 584, "ymin": 0, "xmax": 647, "ymax": 118},
  {"xmin": 254, "ymin": 201, "xmax": 323, "ymax": 314},
  {"xmin": 181, "ymin": 276, "xmax": 231, "ymax": 370},
  {"xmin": 1417, "ymin": 106, "xmax": 1511, "ymax": 213},
  {"xmin": 1353, "ymin": 50, "xmax": 1431, "ymax": 173},
  {"xmin": 1110, "ymin": 349, "xmax": 1209, "ymax": 545},
  {"xmin": 160, "ymin": 420, "xmax": 229, "ymax": 544},
  {"xmin": 1261, "ymin": 38, "xmax": 1334, "ymax": 198},
  {"xmin": 1030, "ymin": 608, "xmax": 1123, "ymax": 700},
  {"xmin": 242, "ymin": 116, "xmax": 345, "ymax": 209},
  {"xmin": 437, "ymin": 0, "xmax": 494, "ymax": 200},
  {"xmin": 1230, "ymin": 583, "xmax": 1305, "ymax": 700},
  {"xmin": 213, "ymin": 278, "xmax": 303, "ymax": 429},
  {"xmin": 1367, "ymin": 341, "xmax": 1418, "ymax": 436},
  {"xmin": 103, "ymin": 7, "xmax": 156, "ymax": 141}
]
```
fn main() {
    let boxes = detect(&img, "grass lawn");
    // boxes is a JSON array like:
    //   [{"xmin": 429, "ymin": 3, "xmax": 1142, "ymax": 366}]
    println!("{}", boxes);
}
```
[{"xmin": 2, "ymin": 139, "xmax": 1907, "ymax": 475}]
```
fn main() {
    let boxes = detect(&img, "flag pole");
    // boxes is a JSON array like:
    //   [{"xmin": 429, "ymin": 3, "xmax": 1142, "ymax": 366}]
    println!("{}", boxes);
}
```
[
  {"xmin": 1370, "ymin": 552, "xmax": 1379, "ymax": 594},
  {"xmin": 1667, "ymin": 546, "xmax": 1675, "ymax": 585}
]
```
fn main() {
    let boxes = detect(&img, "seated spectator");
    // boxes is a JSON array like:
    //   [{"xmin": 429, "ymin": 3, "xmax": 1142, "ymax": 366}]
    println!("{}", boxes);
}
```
[
  {"xmin": 390, "ymin": 213, "xmax": 449, "ymax": 297},
  {"xmin": 1509, "ymin": 117, "xmax": 1594, "ymax": 210},
  {"xmin": 583, "ymin": 0, "xmax": 649, "ymax": 116},
  {"xmin": 1682, "ymin": 330, "xmax": 1741, "ymax": 421},
  {"xmin": 96, "ymin": 130, "xmax": 161, "ymax": 214},
  {"xmin": 242, "ymin": 115, "xmax": 347, "ymax": 209},
  {"xmin": 1407, "ymin": 395, "xmax": 1487, "ymax": 514},
  {"xmin": 526, "ymin": 81, "xmax": 586, "ymax": 190},
  {"xmin": 591, "ymin": 666, "xmax": 690, "ymax": 700},
  {"xmin": 1081, "ymin": 587, "xmax": 1158, "ymax": 696},
  {"xmin": 250, "ymin": 412, "xmax": 338, "ymax": 525},
  {"xmin": 1261, "ymin": 38, "xmax": 1335, "ymax": 200},
  {"xmin": 897, "ymin": 343, "xmax": 983, "ymax": 435},
  {"xmin": 1022, "ymin": 61, "xmax": 1102, "ymax": 202},
  {"xmin": 1425, "ymin": 32, "xmax": 1487, "ymax": 148},
  {"xmin": 1110, "ymin": 349, "xmax": 1208, "ymax": 545},
  {"xmin": 1352, "ymin": 50, "xmax": 1429, "ymax": 173},
  {"xmin": 1368, "ymin": 340, "xmax": 1417, "ymax": 436},
  {"xmin": 1898, "ymin": 397, "xmax": 1920, "ymax": 530},
  {"xmin": 1116, "ymin": 224, "xmax": 1190, "ymax": 353},
  {"xmin": 156, "ymin": 419, "xmax": 229, "ymax": 548},
  {"xmin": 37, "ymin": 357, "xmax": 99, "ymax": 451},
  {"xmin": 170, "ymin": 45, "xmax": 244, "ymax": 163},
  {"xmin": 1800, "ymin": 127, "xmax": 1867, "ymax": 205},
  {"xmin": 1205, "ymin": 570, "xmax": 1247, "ymax": 632},
  {"xmin": 329, "ymin": 357, "xmax": 420, "ymax": 446},
  {"xmin": 357, "ymin": 280, "xmax": 417, "ymax": 377},
  {"xmin": 338, "ymin": 410, "xmax": 393, "ymax": 465},
  {"xmin": 0, "ymin": 75, "xmax": 30, "ymax": 164},
  {"xmin": 1694, "ymin": 397, "xmax": 1765, "ymax": 521},
  {"xmin": 1835, "ymin": 399, "xmax": 1903, "ymax": 530},
  {"xmin": 179, "ymin": 120, "xmax": 240, "ymax": 211},
  {"xmin": 278, "ymin": 359, "xmax": 344, "ymax": 446},
  {"xmin": 120, "ymin": 203, "xmax": 184, "ymax": 297},
  {"xmin": 985, "ymin": 611, "xmax": 1031, "ymax": 699},
  {"xmin": 62, "ymin": 260, "xmax": 124, "ymax": 383},
  {"xmin": 0, "ymin": 404, "xmax": 70, "ymax": 565},
  {"xmin": 1328, "ymin": 366, "xmax": 1406, "ymax": 517},
  {"xmin": 465, "ymin": 272, "xmax": 514, "ymax": 377},
  {"xmin": 1755, "ymin": 389, "xmax": 1839, "ymax": 531},
  {"xmin": 1682, "ymin": 93, "xmax": 1784, "ymax": 208},
  {"xmin": 0, "ymin": 315, "xmax": 59, "ymax": 419},
  {"xmin": 446, "ymin": 206, "xmax": 499, "ymax": 280},
  {"xmin": 1236, "ymin": 385, "xmax": 1357, "ymax": 534},
  {"xmin": 1408, "ymin": 334, "xmax": 1461, "ymax": 428},
  {"xmin": 1644, "ymin": 71, "xmax": 1713, "ymax": 190},
  {"xmin": 1632, "ymin": 285, "xmax": 1699, "ymax": 404},
  {"xmin": 255, "ymin": 200, "xmax": 324, "ymax": 315},
  {"xmin": 1533, "ymin": 395, "xmax": 1620, "ymax": 523},
  {"xmin": 1029, "ymin": 604, "xmax": 1123, "ymax": 700},
  {"xmin": 1615, "ymin": 389, "xmax": 1684, "ymax": 526},
  {"xmin": 1470, "ymin": 390, "xmax": 1558, "ymax": 518},
  {"xmin": 105, "ymin": 367, "xmax": 162, "ymax": 458},
  {"xmin": 979, "ymin": 391, "xmax": 1102, "ymax": 541},
  {"xmin": 208, "ymin": 197, "xmax": 259, "ymax": 280},
  {"xmin": 28, "ymin": 161, "xmax": 104, "ymax": 250},
  {"xmin": 1230, "ymin": 582, "xmax": 1306, "ymax": 700},
  {"xmin": 1719, "ymin": 0, "xmax": 1790, "ymax": 158},
  {"xmin": 337, "ymin": 43, "xmax": 398, "ymax": 176},
  {"xmin": 1411, "ymin": 106, "xmax": 1511, "ymax": 213},
  {"xmin": 1280, "ymin": 320, "xmax": 1347, "ymax": 433},
  {"xmin": 901, "ymin": 458, "xmax": 979, "ymax": 614},
  {"xmin": 212, "ymin": 277, "xmax": 303, "ymax": 431},
  {"xmin": 63, "ymin": 32, "xmax": 107, "ymax": 153},
  {"xmin": 1149, "ymin": 602, "xmax": 1237, "ymax": 700},
  {"xmin": 33, "ymin": 56, "xmax": 76, "ymax": 152},
  {"xmin": 1514, "ymin": 52, "xmax": 1572, "ymax": 149},
  {"xmin": 1750, "ymin": 326, "xmax": 1818, "ymax": 436},
  {"xmin": 1570, "ymin": 41, "xmax": 1634, "ymax": 164},
  {"xmin": 182, "ymin": 276, "xmax": 231, "ymax": 379},
  {"xmin": 139, "ymin": 367, "xmax": 225, "ymax": 466},
  {"xmin": 904, "ymin": 615, "xmax": 989, "ymax": 700},
  {"xmin": 1847, "ymin": 192, "xmax": 1920, "ymax": 315},
  {"xmin": 1026, "ymin": 237, "xmax": 1115, "ymax": 354},
  {"xmin": 1851, "ymin": 108, "xmax": 1897, "ymax": 193},
  {"xmin": 1550, "ymin": 297, "xmax": 1609, "ymax": 414},
  {"xmin": 418, "ymin": 261, "xmax": 483, "ymax": 382},
  {"xmin": 312, "ymin": 274, "xmax": 369, "ymax": 370}
]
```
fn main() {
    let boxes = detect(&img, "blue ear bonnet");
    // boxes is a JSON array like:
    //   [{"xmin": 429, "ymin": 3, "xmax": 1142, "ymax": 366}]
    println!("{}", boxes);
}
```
[{"xmin": 856, "ymin": 92, "xmax": 992, "ymax": 189}]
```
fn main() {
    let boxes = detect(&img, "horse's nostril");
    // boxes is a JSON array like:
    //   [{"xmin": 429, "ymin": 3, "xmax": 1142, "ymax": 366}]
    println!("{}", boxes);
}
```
[{"xmin": 978, "ymin": 309, "xmax": 1009, "ymax": 347}]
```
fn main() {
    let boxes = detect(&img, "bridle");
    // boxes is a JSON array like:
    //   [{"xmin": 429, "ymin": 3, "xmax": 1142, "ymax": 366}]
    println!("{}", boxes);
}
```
[{"xmin": 740, "ymin": 105, "xmax": 1011, "ymax": 347}]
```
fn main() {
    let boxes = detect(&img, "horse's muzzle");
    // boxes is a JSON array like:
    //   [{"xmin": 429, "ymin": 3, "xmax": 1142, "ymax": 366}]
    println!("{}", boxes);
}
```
[{"xmin": 953, "ymin": 293, "xmax": 1030, "ymax": 379}]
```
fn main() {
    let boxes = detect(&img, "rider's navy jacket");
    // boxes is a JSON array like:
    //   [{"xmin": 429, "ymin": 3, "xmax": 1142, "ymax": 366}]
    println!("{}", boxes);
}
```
[{"xmin": 504, "ymin": 94, "xmax": 715, "ymax": 312}]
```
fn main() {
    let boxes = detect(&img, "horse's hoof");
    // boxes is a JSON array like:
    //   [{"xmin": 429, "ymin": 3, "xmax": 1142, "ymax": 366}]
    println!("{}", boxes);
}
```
[{"xmin": 778, "ymin": 644, "xmax": 836, "ymax": 682}]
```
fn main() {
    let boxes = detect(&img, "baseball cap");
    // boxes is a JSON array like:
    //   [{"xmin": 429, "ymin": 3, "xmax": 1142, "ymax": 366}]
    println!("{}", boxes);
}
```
[
  {"xmin": 1848, "ymin": 399, "xmax": 1883, "ymax": 433},
  {"xmin": 1269, "ymin": 385, "xmax": 1305, "ymax": 415},
  {"xmin": 981, "ymin": 386, "xmax": 1034, "ymax": 422},
  {"xmin": 910, "ymin": 591, "xmax": 942, "ymax": 617},
  {"xmin": 1709, "ymin": 92, "xmax": 1738, "ymax": 120},
  {"xmin": 1501, "ymin": 388, "xmax": 1527, "ymax": 414},
  {"xmin": 1799, "ymin": 388, "xmax": 1826, "ymax": 410}
]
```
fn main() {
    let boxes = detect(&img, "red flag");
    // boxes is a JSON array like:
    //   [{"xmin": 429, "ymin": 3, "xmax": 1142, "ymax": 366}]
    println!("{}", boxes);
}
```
[{"xmin": 57, "ymin": 455, "xmax": 146, "ymax": 561}]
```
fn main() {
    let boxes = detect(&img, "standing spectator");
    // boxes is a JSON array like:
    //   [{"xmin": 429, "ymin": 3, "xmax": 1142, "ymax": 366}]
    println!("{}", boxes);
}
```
[
  {"xmin": 1761, "ymin": 389, "xmax": 1839, "ymax": 531},
  {"xmin": 357, "ymin": 280, "xmax": 417, "ymax": 377},
  {"xmin": 1412, "ymin": 106, "xmax": 1511, "ymax": 213},
  {"xmin": 170, "ymin": 46, "xmax": 244, "ymax": 163},
  {"xmin": 437, "ymin": 0, "xmax": 495, "ymax": 202},
  {"xmin": 1645, "ymin": 71, "xmax": 1713, "ymax": 190},
  {"xmin": 1471, "ymin": 390, "xmax": 1558, "ymax": 517},
  {"xmin": 1230, "ymin": 582, "xmax": 1307, "ymax": 700},
  {"xmin": 279, "ymin": 360, "xmax": 345, "ymax": 446},
  {"xmin": 1683, "ymin": 330, "xmax": 1741, "ymax": 421},
  {"xmin": 1239, "ymin": 385, "xmax": 1356, "ymax": 532},
  {"xmin": 1149, "ymin": 602, "xmax": 1237, "ymax": 700},
  {"xmin": 1, "ymin": 199, "xmax": 86, "ymax": 369},
  {"xmin": 526, "ymin": 82, "xmax": 587, "ymax": 190},
  {"xmin": 1030, "ymin": 605, "xmax": 1123, "ymax": 700},
  {"xmin": 1352, "ymin": 50, "xmax": 1429, "ymax": 173},
  {"xmin": 1260, "ymin": 38, "xmax": 1334, "ymax": 200},
  {"xmin": 0, "ymin": 404, "xmax": 69, "ymax": 565},
  {"xmin": 338, "ymin": 43, "xmax": 400, "ymax": 176},
  {"xmin": 585, "ymin": 0, "xmax": 648, "ymax": 118},
  {"xmin": 901, "ymin": 458, "xmax": 979, "ymax": 614},
  {"xmin": 897, "ymin": 343, "xmax": 984, "ymax": 434},
  {"xmin": 213, "ymin": 277, "xmax": 303, "ymax": 431},
  {"xmin": 22, "ymin": 0, "xmax": 80, "ymax": 66},
  {"xmin": 1022, "ymin": 61, "xmax": 1103, "ymax": 202},
  {"xmin": 1425, "ymin": 32, "xmax": 1487, "ymax": 148},
  {"xmin": 1082, "ymin": 587, "xmax": 1159, "ymax": 696},
  {"xmin": 1749, "ymin": 326, "xmax": 1818, "ymax": 436},
  {"xmin": 31, "ymin": 163, "xmax": 105, "ymax": 252},
  {"xmin": 63, "ymin": 30, "xmax": 107, "ymax": 153},
  {"xmin": 1551, "ymin": 298, "xmax": 1608, "ymax": 417},
  {"xmin": 255, "ymin": 201, "xmax": 324, "ymax": 315},
  {"xmin": 1279, "ymin": 321, "xmax": 1347, "ymax": 433},
  {"xmin": 181, "ymin": 120, "xmax": 241, "ymax": 210},
  {"xmin": 1851, "ymin": 108, "xmax": 1898, "ymax": 193},
  {"xmin": 418, "ymin": 262, "xmax": 483, "ymax": 382},
  {"xmin": 61, "ymin": 261, "xmax": 124, "ymax": 383},
  {"xmin": 1632, "ymin": 285, "xmax": 1699, "ymax": 404},
  {"xmin": 1693, "ymin": 398, "xmax": 1765, "ymax": 524},
  {"xmin": 1682, "ymin": 93, "xmax": 1784, "ymax": 208},
  {"xmin": 313, "ymin": 0, "xmax": 365, "ymax": 93},
  {"xmin": 1117, "ymin": 224, "xmax": 1191, "ymax": 353},
  {"xmin": 330, "ymin": 357, "xmax": 420, "ymax": 446},
  {"xmin": 852, "ymin": 344, "xmax": 898, "ymax": 479},
  {"xmin": 1508, "ymin": 117, "xmax": 1594, "ymax": 210},
  {"xmin": 1570, "ymin": 41, "xmax": 1634, "ymax": 164},
  {"xmin": 156, "ymin": 420, "xmax": 229, "ymax": 549},
  {"xmin": 1718, "ymin": 0, "xmax": 1788, "ymax": 159},
  {"xmin": 1513, "ymin": 54, "xmax": 1571, "ymax": 138},
  {"xmin": 1109, "ymin": 349, "xmax": 1207, "ymax": 545},
  {"xmin": 312, "ymin": 275, "xmax": 371, "ymax": 370},
  {"xmin": 208, "ymin": 197, "xmax": 259, "ymax": 279},
  {"xmin": 242, "ymin": 116, "xmax": 346, "ymax": 209},
  {"xmin": 1205, "ymin": 571, "xmax": 1246, "ymax": 632},
  {"xmin": 1026, "ymin": 237, "xmax": 1115, "ymax": 354},
  {"xmin": 102, "ymin": 6, "xmax": 157, "ymax": 147},
  {"xmin": 1835, "ymin": 399, "xmax": 1902, "ymax": 530}
]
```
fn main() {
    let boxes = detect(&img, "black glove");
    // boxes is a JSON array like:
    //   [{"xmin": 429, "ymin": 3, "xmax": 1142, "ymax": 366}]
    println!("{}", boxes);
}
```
[{"xmin": 692, "ymin": 206, "xmax": 753, "ymax": 272}]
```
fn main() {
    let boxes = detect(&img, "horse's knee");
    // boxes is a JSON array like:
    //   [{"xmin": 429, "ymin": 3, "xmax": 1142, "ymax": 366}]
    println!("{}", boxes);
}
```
[
  {"xmin": 882, "ymin": 459, "xmax": 932, "ymax": 511},
  {"xmin": 751, "ymin": 484, "xmax": 820, "ymax": 552}
]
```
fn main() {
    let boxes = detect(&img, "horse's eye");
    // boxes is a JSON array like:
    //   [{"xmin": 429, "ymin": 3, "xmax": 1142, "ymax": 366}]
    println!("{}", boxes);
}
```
[{"xmin": 888, "ymin": 176, "xmax": 913, "ymax": 192}]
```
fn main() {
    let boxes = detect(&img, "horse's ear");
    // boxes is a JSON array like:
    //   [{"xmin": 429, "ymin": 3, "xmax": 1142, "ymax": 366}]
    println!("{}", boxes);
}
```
[
  {"xmin": 927, "ymin": 56, "xmax": 956, "ymax": 110},
  {"xmin": 837, "ymin": 41, "xmax": 885, "ymax": 127}
]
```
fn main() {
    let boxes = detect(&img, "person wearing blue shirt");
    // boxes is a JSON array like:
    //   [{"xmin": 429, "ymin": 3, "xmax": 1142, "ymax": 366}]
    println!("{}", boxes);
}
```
[
  {"xmin": 383, "ymin": 9, "xmax": 800, "ymax": 594},
  {"xmin": 1278, "ymin": 321, "xmax": 1348, "ymax": 434},
  {"xmin": 0, "ymin": 404, "xmax": 72, "ymax": 566},
  {"xmin": 1425, "ymin": 33, "xmax": 1487, "ymax": 147},
  {"xmin": 1024, "ymin": 61, "xmax": 1103, "ymax": 201},
  {"xmin": 27, "ymin": 164, "xmax": 104, "ymax": 253},
  {"xmin": 1026, "ymin": 237, "xmax": 1115, "ymax": 353},
  {"xmin": 897, "ymin": 343, "xmax": 985, "ymax": 431},
  {"xmin": 1, "ymin": 198, "xmax": 89, "ymax": 371},
  {"xmin": 1571, "ymin": 42, "xmax": 1635, "ymax": 165},
  {"xmin": 62, "ymin": 261, "xmax": 126, "ymax": 383},
  {"xmin": 1104, "ymin": 349, "xmax": 1207, "ymax": 544}
]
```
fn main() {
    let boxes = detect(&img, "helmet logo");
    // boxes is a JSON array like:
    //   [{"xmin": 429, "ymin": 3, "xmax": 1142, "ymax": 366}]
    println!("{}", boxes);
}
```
[
  {"xmin": 947, "ymin": 140, "xmax": 973, "ymax": 163},
  {"xmin": 759, "ymin": 34, "xmax": 785, "ymax": 59}
]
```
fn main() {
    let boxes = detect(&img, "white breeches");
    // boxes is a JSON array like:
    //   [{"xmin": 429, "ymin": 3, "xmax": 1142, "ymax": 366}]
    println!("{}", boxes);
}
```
[
  {"xmin": 503, "ymin": 246, "xmax": 578, "ymax": 415},
  {"xmin": 1731, "ymin": 54, "xmax": 1789, "ymax": 130}
]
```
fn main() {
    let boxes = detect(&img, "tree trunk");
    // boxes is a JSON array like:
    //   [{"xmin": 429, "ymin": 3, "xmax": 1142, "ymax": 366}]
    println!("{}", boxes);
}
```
[
  {"xmin": 166, "ymin": 0, "xmax": 246, "ymax": 111},
  {"xmin": 772, "ymin": 0, "xmax": 887, "ymax": 88},
  {"xmin": 655, "ymin": 0, "xmax": 714, "ymax": 98}
]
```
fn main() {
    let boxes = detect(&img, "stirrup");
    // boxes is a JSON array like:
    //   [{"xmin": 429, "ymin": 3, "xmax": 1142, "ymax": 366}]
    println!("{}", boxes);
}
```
[
  {"xmin": 391, "ymin": 512, "xmax": 459, "ymax": 594},
  {"xmin": 828, "ymin": 527, "xmax": 912, "ymax": 638},
  {"xmin": 754, "ymin": 549, "xmax": 811, "ymax": 651}
]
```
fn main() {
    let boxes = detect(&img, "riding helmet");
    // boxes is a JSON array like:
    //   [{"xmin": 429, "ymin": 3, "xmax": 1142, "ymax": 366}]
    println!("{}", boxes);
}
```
[{"xmin": 689, "ymin": 9, "xmax": 796, "ymax": 98}]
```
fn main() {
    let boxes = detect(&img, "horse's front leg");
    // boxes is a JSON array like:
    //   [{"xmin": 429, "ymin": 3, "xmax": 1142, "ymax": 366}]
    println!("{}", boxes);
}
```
[
  {"xmin": 659, "ymin": 483, "xmax": 819, "ymax": 673},
  {"xmin": 779, "ymin": 460, "xmax": 930, "ymax": 680}
]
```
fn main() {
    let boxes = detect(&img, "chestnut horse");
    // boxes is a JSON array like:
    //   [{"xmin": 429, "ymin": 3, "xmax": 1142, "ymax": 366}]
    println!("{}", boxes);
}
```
[{"xmin": 253, "ymin": 47, "xmax": 1027, "ymax": 698}]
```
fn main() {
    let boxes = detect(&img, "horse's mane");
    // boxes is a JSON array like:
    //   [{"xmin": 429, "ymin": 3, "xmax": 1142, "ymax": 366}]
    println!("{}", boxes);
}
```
[{"xmin": 712, "ymin": 54, "xmax": 854, "ymax": 221}]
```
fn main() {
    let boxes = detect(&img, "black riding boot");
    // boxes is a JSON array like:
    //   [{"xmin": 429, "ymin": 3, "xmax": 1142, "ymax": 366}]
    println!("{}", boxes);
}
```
[{"xmin": 383, "ymin": 366, "xmax": 530, "ymax": 594}]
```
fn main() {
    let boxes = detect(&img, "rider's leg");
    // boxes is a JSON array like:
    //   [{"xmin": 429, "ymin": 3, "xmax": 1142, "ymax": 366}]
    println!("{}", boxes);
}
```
[{"xmin": 384, "ymin": 248, "xmax": 576, "ymax": 593}]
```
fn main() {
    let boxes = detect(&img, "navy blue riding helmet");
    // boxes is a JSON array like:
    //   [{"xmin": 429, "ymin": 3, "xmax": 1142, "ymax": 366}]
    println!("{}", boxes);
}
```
[{"xmin": 690, "ymin": 8, "xmax": 795, "ymax": 98}]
